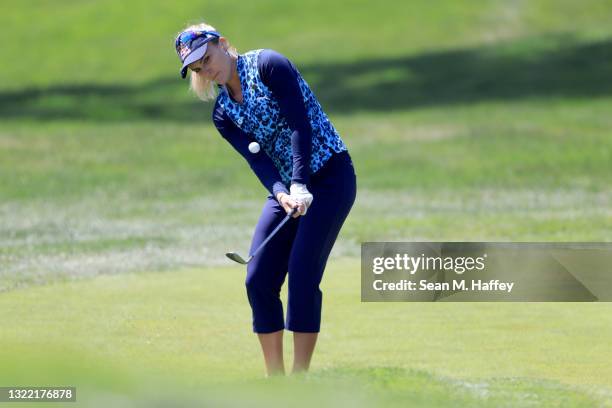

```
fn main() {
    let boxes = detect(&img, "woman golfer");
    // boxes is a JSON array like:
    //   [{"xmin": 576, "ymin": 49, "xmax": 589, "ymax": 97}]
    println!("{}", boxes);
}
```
[{"xmin": 174, "ymin": 23, "xmax": 356, "ymax": 376}]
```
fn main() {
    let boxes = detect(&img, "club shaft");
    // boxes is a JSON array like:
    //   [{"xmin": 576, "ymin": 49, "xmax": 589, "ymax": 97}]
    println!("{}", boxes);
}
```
[{"xmin": 250, "ymin": 208, "xmax": 296, "ymax": 259}]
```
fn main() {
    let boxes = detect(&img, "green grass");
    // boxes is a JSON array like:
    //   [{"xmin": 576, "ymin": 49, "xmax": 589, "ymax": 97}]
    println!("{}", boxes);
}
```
[
  {"xmin": 1, "ymin": 261, "xmax": 611, "ymax": 406},
  {"xmin": 2, "ymin": 0, "xmax": 612, "ymax": 405},
  {"xmin": 4, "ymin": 0, "xmax": 612, "ymax": 88},
  {"xmin": 1, "ymin": 100, "xmax": 610, "ymax": 291}
]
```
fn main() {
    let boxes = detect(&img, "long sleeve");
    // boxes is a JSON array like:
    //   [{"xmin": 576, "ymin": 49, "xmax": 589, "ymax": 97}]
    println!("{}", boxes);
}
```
[
  {"xmin": 258, "ymin": 50, "xmax": 312, "ymax": 185},
  {"xmin": 213, "ymin": 103, "xmax": 289, "ymax": 198}
]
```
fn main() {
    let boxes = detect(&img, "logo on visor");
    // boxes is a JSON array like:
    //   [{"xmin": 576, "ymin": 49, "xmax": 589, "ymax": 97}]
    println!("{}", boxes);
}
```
[{"xmin": 178, "ymin": 43, "xmax": 191, "ymax": 59}]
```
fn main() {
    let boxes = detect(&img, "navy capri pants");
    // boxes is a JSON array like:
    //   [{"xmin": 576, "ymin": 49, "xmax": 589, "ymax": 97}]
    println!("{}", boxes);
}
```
[{"xmin": 245, "ymin": 151, "xmax": 356, "ymax": 333}]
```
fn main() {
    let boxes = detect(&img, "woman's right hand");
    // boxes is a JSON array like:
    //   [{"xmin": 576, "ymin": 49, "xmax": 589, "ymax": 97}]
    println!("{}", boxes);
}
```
[{"xmin": 276, "ymin": 193, "xmax": 305, "ymax": 218}]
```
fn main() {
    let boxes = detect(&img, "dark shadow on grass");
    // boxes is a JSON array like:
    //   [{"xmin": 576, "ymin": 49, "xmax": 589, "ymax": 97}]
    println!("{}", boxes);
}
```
[{"xmin": 1, "ymin": 36, "xmax": 612, "ymax": 121}]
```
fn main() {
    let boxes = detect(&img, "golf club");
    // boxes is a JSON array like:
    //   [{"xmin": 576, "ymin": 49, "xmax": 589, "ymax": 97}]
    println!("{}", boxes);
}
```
[{"xmin": 226, "ymin": 207, "xmax": 297, "ymax": 264}]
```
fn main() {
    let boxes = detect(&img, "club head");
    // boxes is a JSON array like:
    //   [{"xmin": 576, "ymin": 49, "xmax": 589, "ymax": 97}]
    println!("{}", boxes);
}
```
[{"xmin": 225, "ymin": 252, "xmax": 251, "ymax": 265}]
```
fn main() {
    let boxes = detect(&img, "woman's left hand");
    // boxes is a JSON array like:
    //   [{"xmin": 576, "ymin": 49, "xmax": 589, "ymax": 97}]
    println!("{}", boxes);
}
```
[{"xmin": 290, "ymin": 183, "xmax": 313, "ymax": 215}]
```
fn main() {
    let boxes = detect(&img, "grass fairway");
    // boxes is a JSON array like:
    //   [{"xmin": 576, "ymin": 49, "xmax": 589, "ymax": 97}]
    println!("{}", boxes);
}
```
[
  {"xmin": 1, "ymin": 260, "xmax": 611, "ymax": 406},
  {"xmin": 2, "ymin": 0, "xmax": 612, "ymax": 406}
]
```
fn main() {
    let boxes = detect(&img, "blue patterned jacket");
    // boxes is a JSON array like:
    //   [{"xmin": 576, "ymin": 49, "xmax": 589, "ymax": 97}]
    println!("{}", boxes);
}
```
[{"xmin": 213, "ymin": 49, "xmax": 347, "ymax": 197}]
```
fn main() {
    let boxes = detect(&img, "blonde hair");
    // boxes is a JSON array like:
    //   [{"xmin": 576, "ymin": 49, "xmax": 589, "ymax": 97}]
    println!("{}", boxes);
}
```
[{"xmin": 177, "ymin": 22, "xmax": 238, "ymax": 102}]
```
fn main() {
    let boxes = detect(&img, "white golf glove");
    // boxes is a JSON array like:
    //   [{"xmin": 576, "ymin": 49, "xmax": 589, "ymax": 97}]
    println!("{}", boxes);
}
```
[{"xmin": 289, "ymin": 183, "xmax": 314, "ymax": 215}]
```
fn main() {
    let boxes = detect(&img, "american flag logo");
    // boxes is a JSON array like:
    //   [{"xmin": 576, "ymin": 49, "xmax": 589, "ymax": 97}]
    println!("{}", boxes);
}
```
[{"xmin": 179, "ymin": 43, "xmax": 191, "ymax": 59}]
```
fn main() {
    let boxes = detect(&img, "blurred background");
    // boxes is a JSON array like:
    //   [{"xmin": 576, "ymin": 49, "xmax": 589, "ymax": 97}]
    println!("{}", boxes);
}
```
[{"xmin": 1, "ymin": 1, "xmax": 611, "ymax": 406}]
